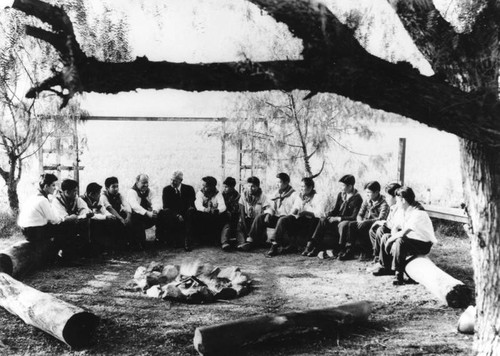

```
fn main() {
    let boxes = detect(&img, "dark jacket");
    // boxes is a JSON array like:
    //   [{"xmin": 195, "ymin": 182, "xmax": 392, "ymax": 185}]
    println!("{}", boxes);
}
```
[
  {"xmin": 358, "ymin": 194, "xmax": 390, "ymax": 222},
  {"xmin": 328, "ymin": 189, "xmax": 363, "ymax": 221},
  {"xmin": 162, "ymin": 184, "xmax": 196, "ymax": 216}
]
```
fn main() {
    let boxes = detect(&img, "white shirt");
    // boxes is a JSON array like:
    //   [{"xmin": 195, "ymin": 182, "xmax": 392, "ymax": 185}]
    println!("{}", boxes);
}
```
[
  {"xmin": 292, "ymin": 193, "xmax": 325, "ymax": 218},
  {"xmin": 265, "ymin": 190, "xmax": 298, "ymax": 217},
  {"xmin": 195, "ymin": 191, "xmax": 226, "ymax": 213},
  {"xmin": 18, "ymin": 193, "xmax": 62, "ymax": 228},
  {"xmin": 52, "ymin": 196, "xmax": 90, "ymax": 220},
  {"xmin": 239, "ymin": 193, "xmax": 269, "ymax": 218},
  {"xmin": 126, "ymin": 188, "xmax": 153, "ymax": 215},
  {"xmin": 397, "ymin": 206, "xmax": 437, "ymax": 244}
]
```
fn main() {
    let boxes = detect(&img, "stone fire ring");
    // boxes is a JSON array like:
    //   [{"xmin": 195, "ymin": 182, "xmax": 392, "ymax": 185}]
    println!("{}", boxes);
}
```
[{"xmin": 130, "ymin": 261, "xmax": 252, "ymax": 304}]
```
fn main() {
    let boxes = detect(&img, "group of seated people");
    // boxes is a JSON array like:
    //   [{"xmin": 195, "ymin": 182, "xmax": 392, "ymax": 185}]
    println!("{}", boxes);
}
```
[{"xmin": 17, "ymin": 170, "xmax": 437, "ymax": 284}]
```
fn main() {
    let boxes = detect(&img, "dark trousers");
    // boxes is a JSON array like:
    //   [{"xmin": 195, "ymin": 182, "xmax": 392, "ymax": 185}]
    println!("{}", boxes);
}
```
[
  {"xmin": 379, "ymin": 235, "xmax": 433, "ymax": 273},
  {"xmin": 186, "ymin": 208, "xmax": 229, "ymax": 246},
  {"xmin": 273, "ymin": 215, "xmax": 319, "ymax": 247},
  {"xmin": 310, "ymin": 218, "xmax": 350, "ymax": 251},
  {"xmin": 221, "ymin": 216, "xmax": 253, "ymax": 246},
  {"xmin": 156, "ymin": 208, "xmax": 190, "ymax": 247},
  {"xmin": 107, "ymin": 219, "xmax": 132, "ymax": 250},
  {"xmin": 369, "ymin": 223, "xmax": 390, "ymax": 257},
  {"xmin": 248, "ymin": 213, "xmax": 279, "ymax": 245},
  {"xmin": 131, "ymin": 212, "xmax": 156, "ymax": 246},
  {"xmin": 344, "ymin": 220, "xmax": 376, "ymax": 254},
  {"xmin": 51, "ymin": 219, "xmax": 91, "ymax": 261}
]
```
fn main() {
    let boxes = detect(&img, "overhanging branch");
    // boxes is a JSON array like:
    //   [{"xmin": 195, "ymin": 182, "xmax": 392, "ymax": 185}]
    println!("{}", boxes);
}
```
[{"xmin": 10, "ymin": 0, "xmax": 500, "ymax": 147}]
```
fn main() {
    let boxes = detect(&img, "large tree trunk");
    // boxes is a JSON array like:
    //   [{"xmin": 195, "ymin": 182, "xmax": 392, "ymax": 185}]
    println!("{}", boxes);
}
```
[{"xmin": 460, "ymin": 140, "xmax": 500, "ymax": 355}]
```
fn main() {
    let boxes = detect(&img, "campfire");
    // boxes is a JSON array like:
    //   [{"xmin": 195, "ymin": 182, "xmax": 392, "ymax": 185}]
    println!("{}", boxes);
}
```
[{"xmin": 130, "ymin": 261, "xmax": 251, "ymax": 303}]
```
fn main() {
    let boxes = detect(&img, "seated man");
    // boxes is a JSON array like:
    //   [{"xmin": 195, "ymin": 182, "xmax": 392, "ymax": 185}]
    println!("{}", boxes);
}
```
[
  {"xmin": 157, "ymin": 171, "xmax": 196, "ymax": 249},
  {"xmin": 338, "ymin": 181, "xmax": 389, "ymax": 261},
  {"xmin": 304, "ymin": 174, "xmax": 363, "ymax": 256},
  {"xmin": 101, "ymin": 176, "xmax": 133, "ymax": 250},
  {"xmin": 18, "ymin": 173, "xmax": 62, "ymax": 244},
  {"xmin": 239, "ymin": 172, "xmax": 297, "ymax": 251},
  {"xmin": 375, "ymin": 186, "xmax": 437, "ymax": 285},
  {"xmin": 368, "ymin": 182, "xmax": 402, "ymax": 264},
  {"xmin": 267, "ymin": 177, "xmax": 324, "ymax": 257},
  {"xmin": 51, "ymin": 179, "xmax": 92, "ymax": 262},
  {"xmin": 230, "ymin": 176, "xmax": 269, "ymax": 251},
  {"xmin": 220, "ymin": 177, "xmax": 241, "ymax": 250},
  {"xmin": 81, "ymin": 182, "xmax": 118, "ymax": 254},
  {"xmin": 185, "ymin": 176, "xmax": 227, "ymax": 250},
  {"xmin": 126, "ymin": 174, "xmax": 158, "ymax": 250}
]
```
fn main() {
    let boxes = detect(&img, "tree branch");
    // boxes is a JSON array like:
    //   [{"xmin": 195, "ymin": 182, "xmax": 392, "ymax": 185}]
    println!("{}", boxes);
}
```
[{"xmin": 11, "ymin": 0, "xmax": 500, "ymax": 146}]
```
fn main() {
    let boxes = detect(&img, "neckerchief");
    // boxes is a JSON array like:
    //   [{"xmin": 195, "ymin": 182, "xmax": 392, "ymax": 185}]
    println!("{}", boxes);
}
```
[
  {"xmin": 244, "ymin": 188, "xmax": 262, "ymax": 207},
  {"xmin": 202, "ymin": 189, "xmax": 218, "ymax": 208},
  {"xmin": 81, "ymin": 193, "xmax": 102, "ymax": 212},
  {"xmin": 103, "ymin": 190, "xmax": 123, "ymax": 213},
  {"xmin": 223, "ymin": 189, "xmax": 240, "ymax": 214},
  {"xmin": 132, "ymin": 184, "xmax": 152, "ymax": 210},
  {"xmin": 300, "ymin": 189, "xmax": 317, "ymax": 205},
  {"xmin": 56, "ymin": 191, "xmax": 79, "ymax": 215},
  {"xmin": 271, "ymin": 185, "xmax": 295, "ymax": 208}
]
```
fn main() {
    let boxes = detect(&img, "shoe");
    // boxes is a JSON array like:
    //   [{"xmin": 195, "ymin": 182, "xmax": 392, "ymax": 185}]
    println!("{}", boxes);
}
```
[
  {"xmin": 237, "ymin": 242, "xmax": 252, "ymax": 252},
  {"xmin": 301, "ymin": 242, "xmax": 314, "ymax": 256},
  {"xmin": 372, "ymin": 267, "xmax": 395, "ymax": 276},
  {"xmin": 317, "ymin": 251, "xmax": 328, "ymax": 259},
  {"xmin": 222, "ymin": 243, "xmax": 231, "ymax": 252},
  {"xmin": 326, "ymin": 250, "xmax": 337, "ymax": 259},
  {"xmin": 266, "ymin": 244, "xmax": 279, "ymax": 258},
  {"xmin": 393, "ymin": 272, "xmax": 405, "ymax": 285},
  {"xmin": 338, "ymin": 248, "xmax": 355, "ymax": 261},
  {"xmin": 184, "ymin": 245, "xmax": 192, "ymax": 252},
  {"xmin": 306, "ymin": 247, "xmax": 319, "ymax": 257}
]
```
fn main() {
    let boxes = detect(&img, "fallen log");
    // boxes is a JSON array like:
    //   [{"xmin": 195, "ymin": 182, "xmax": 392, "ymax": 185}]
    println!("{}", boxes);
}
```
[
  {"xmin": 193, "ymin": 300, "xmax": 371, "ymax": 356},
  {"xmin": 0, "ymin": 272, "xmax": 99, "ymax": 348},
  {"xmin": 0, "ymin": 239, "xmax": 52, "ymax": 278},
  {"xmin": 405, "ymin": 256, "xmax": 472, "ymax": 308}
]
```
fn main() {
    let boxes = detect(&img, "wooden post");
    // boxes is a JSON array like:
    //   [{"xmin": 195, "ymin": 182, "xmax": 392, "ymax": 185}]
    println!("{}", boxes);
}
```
[
  {"xmin": 221, "ymin": 120, "xmax": 226, "ymax": 180},
  {"xmin": 397, "ymin": 138, "xmax": 406, "ymax": 185},
  {"xmin": 0, "ymin": 272, "xmax": 99, "ymax": 348},
  {"xmin": 55, "ymin": 137, "xmax": 62, "ymax": 180},
  {"xmin": 237, "ymin": 139, "xmax": 242, "ymax": 192},
  {"xmin": 73, "ymin": 117, "xmax": 80, "ymax": 185}
]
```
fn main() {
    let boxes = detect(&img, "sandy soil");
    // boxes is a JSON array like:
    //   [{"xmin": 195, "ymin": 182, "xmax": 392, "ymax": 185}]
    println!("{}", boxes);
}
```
[{"xmin": 0, "ymin": 232, "xmax": 474, "ymax": 355}]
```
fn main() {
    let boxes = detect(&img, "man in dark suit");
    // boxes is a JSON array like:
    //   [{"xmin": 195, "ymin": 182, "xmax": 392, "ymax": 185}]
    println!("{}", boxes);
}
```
[{"xmin": 156, "ymin": 171, "xmax": 196, "ymax": 250}]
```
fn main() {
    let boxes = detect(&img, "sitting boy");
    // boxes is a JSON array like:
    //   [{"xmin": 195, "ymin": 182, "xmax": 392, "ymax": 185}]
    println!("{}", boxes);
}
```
[{"xmin": 101, "ymin": 176, "xmax": 133, "ymax": 250}]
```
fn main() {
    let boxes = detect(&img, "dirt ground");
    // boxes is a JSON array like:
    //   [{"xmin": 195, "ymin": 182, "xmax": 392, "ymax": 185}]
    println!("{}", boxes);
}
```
[{"xmin": 0, "ymin": 228, "xmax": 474, "ymax": 356}]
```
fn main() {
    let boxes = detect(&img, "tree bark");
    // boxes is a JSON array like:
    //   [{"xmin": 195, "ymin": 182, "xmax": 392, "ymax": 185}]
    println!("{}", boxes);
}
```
[
  {"xmin": 0, "ymin": 272, "xmax": 99, "ymax": 348},
  {"xmin": 460, "ymin": 140, "xmax": 500, "ymax": 355},
  {"xmin": 193, "ymin": 301, "xmax": 371, "ymax": 355}
]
